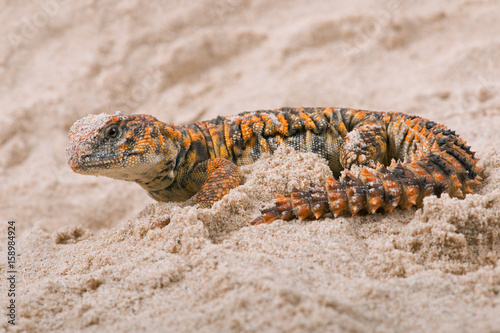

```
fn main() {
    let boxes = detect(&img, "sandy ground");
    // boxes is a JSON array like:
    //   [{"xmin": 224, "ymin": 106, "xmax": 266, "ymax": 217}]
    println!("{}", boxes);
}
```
[{"xmin": 1, "ymin": 0, "xmax": 500, "ymax": 332}]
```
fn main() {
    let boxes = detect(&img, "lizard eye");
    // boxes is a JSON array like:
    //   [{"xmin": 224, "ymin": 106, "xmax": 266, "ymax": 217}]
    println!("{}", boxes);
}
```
[{"xmin": 106, "ymin": 125, "xmax": 120, "ymax": 138}]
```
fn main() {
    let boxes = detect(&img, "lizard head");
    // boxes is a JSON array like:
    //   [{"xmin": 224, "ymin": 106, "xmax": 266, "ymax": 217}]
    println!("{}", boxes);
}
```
[{"xmin": 66, "ymin": 113, "xmax": 182, "ymax": 186}]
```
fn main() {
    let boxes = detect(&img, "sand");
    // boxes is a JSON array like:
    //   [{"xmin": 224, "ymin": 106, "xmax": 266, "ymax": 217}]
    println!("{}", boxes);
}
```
[{"xmin": 1, "ymin": 0, "xmax": 499, "ymax": 332}]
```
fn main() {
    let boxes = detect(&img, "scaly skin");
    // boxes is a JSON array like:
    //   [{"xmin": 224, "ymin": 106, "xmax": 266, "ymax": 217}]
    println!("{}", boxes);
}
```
[{"xmin": 66, "ymin": 107, "xmax": 482, "ymax": 222}]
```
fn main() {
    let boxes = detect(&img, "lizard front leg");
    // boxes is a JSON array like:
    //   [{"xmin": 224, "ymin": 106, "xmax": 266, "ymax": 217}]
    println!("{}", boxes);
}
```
[{"xmin": 189, "ymin": 158, "xmax": 243, "ymax": 208}]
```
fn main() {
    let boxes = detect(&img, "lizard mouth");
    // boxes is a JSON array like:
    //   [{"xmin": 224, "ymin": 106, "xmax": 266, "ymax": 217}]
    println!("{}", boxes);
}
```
[{"xmin": 68, "ymin": 156, "xmax": 121, "ymax": 173}]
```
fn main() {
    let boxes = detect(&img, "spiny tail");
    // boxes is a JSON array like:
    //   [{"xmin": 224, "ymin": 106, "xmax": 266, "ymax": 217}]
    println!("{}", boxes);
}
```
[{"xmin": 250, "ymin": 149, "xmax": 482, "ymax": 225}]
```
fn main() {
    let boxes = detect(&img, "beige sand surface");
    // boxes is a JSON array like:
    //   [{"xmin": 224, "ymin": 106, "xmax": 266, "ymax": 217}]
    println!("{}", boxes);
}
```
[{"xmin": 1, "ymin": 0, "xmax": 499, "ymax": 332}]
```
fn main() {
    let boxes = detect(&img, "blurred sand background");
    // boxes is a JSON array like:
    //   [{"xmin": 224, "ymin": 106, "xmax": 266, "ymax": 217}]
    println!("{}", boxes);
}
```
[{"xmin": 1, "ymin": 0, "xmax": 499, "ymax": 332}]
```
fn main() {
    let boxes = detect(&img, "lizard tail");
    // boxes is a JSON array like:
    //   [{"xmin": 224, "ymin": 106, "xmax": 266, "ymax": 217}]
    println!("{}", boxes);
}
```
[{"xmin": 250, "ymin": 151, "xmax": 482, "ymax": 225}]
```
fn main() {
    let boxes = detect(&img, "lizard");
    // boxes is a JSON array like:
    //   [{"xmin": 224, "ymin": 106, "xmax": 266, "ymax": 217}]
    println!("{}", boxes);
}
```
[{"xmin": 66, "ymin": 107, "xmax": 482, "ymax": 224}]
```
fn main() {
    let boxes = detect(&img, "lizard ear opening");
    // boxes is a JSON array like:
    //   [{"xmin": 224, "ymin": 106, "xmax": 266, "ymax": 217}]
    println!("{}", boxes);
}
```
[{"xmin": 160, "ymin": 123, "xmax": 182, "ymax": 141}]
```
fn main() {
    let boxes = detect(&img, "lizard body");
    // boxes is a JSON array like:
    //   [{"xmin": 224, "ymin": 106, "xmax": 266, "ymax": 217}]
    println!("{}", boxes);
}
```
[{"xmin": 66, "ymin": 107, "xmax": 482, "ymax": 223}]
